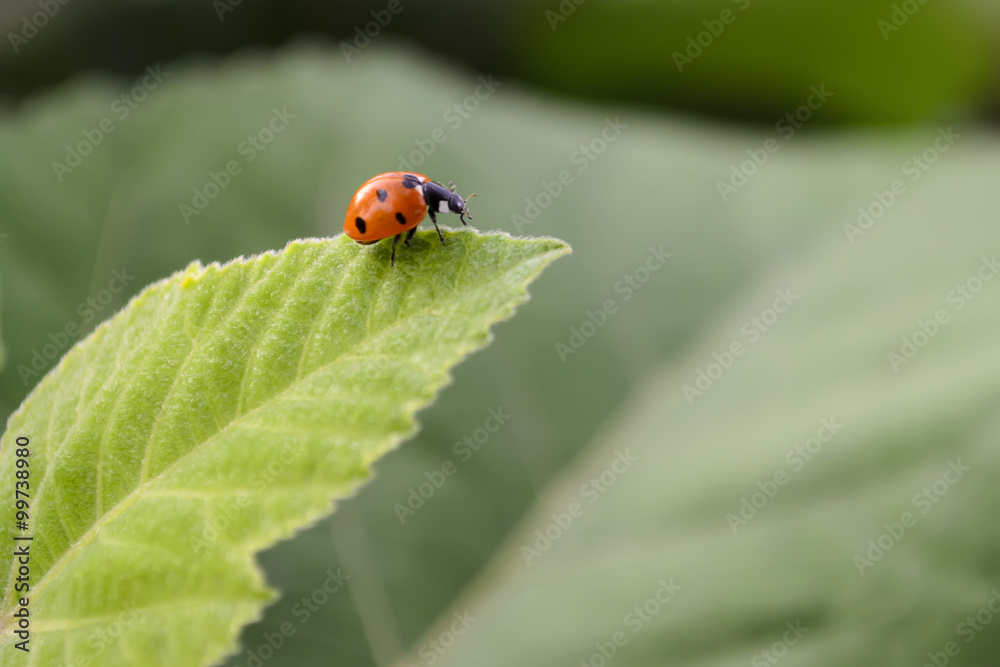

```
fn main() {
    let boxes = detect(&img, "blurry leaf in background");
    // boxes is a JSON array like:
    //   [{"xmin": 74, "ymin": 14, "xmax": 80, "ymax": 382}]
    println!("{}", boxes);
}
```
[
  {"xmin": 513, "ymin": 0, "xmax": 995, "ymax": 124},
  {"xmin": 401, "ymin": 134, "xmax": 1000, "ymax": 666},
  {"xmin": 0, "ymin": 269, "xmax": 4, "ymax": 372},
  {"xmin": 0, "ymin": 43, "xmax": 999, "ymax": 666}
]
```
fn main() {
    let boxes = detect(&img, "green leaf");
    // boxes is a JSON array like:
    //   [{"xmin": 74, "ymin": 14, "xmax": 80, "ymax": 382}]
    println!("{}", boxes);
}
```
[{"xmin": 0, "ymin": 231, "xmax": 568, "ymax": 665}]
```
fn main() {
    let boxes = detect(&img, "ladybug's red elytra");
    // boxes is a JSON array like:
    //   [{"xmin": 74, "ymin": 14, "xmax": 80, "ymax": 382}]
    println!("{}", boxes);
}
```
[{"xmin": 344, "ymin": 171, "xmax": 476, "ymax": 265}]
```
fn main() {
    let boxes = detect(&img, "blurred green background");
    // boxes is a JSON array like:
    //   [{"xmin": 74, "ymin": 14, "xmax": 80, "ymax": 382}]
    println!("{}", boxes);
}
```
[{"xmin": 2, "ymin": 0, "xmax": 1000, "ymax": 665}]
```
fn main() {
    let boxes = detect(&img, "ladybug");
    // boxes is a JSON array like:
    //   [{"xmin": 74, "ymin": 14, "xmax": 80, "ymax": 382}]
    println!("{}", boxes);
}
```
[{"xmin": 344, "ymin": 171, "xmax": 476, "ymax": 265}]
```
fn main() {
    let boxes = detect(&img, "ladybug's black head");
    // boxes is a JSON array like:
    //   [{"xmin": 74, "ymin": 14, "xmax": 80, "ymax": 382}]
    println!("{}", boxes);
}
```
[
  {"xmin": 448, "ymin": 192, "xmax": 476, "ymax": 225},
  {"xmin": 423, "ymin": 180, "xmax": 476, "ymax": 225}
]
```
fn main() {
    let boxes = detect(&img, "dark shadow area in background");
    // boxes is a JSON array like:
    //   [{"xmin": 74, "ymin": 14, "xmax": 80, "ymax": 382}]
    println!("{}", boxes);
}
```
[{"xmin": 1, "ymin": 0, "xmax": 997, "ymax": 128}]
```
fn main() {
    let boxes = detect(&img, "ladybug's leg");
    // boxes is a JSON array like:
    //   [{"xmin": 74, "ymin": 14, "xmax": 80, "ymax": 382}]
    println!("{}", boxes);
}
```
[
  {"xmin": 404, "ymin": 228, "xmax": 416, "ymax": 246},
  {"xmin": 427, "ymin": 209, "xmax": 446, "ymax": 245},
  {"xmin": 391, "ymin": 233, "xmax": 402, "ymax": 266}
]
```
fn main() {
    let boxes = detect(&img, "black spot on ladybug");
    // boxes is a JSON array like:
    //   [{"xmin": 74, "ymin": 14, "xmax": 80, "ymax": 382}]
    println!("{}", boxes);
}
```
[
  {"xmin": 376, "ymin": 188, "xmax": 388, "ymax": 202},
  {"xmin": 402, "ymin": 174, "xmax": 421, "ymax": 189},
  {"xmin": 396, "ymin": 212, "xmax": 407, "ymax": 225},
  {"xmin": 355, "ymin": 217, "xmax": 367, "ymax": 234}
]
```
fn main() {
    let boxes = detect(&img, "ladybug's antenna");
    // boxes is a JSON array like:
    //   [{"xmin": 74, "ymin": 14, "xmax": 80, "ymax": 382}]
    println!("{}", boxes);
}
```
[{"xmin": 460, "ymin": 193, "xmax": 477, "ymax": 225}]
